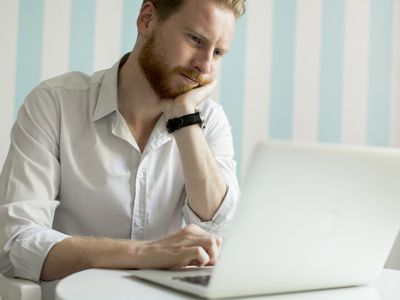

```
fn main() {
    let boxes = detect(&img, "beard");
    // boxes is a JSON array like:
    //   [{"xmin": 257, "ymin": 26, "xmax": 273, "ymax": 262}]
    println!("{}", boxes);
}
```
[{"xmin": 138, "ymin": 32, "xmax": 211, "ymax": 99}]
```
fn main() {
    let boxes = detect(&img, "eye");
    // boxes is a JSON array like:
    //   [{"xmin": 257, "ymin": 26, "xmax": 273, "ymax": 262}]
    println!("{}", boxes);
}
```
[
  {"xmin": 188, "ymin": 34, "xmax": 202, "ymax": 47},
  {"xmin": 214, "ymin": 49, "xmax": 224, "ymax": 58}
]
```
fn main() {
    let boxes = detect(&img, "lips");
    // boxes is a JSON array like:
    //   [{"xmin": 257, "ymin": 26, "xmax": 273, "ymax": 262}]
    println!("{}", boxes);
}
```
[{"xmin": 180, "ymin": 73, "xmax": 199, "ymax": 85}]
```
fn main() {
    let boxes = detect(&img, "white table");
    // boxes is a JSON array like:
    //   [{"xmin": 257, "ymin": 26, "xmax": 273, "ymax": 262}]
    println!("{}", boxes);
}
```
[{"xmin": 54, "ymin": 268, "xmax": 400, "ymax": 300}]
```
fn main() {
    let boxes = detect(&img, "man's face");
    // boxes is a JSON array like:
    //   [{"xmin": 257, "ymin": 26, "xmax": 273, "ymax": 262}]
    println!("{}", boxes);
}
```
[{"xmin": 138, "ymin": 0, "xmax": 236, "ymax": 99}]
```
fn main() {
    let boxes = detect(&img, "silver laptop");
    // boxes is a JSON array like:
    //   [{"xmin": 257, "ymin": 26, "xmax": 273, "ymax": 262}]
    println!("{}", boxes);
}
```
[{"xmin": 131, "ymin": 140, "xmax": 400, "ymax": 299}]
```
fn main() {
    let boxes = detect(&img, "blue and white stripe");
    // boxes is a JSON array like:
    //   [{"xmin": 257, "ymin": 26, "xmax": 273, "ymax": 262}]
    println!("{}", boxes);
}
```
[
  {"xmin": 0, "ymin": 0, "xmax": 18, "ymax": 164},
  {"xmin": 1, "ymin": 0, "xmax": 399, "ymax": 180},
  {"xmin": 318, "ymin": 0, "xmax": 345, "ymax": 144},
  {"xmin": 242, "ymin": 0, "xmax": 399, "ymax": 176},
  {"xmin": 42, "ymin": 0, "xmax": 71, "ymax": 80},
  {"xmin": 367, "ymin": 0, "xmax": 393, "ymax": 146},
  {"xmin": 390, "ymin": 0, "xmax": 400, "ymax": 147}
]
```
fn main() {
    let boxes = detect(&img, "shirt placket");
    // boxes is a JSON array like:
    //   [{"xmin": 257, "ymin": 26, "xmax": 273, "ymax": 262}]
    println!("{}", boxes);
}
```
[{"xmin": 132, "ymin": 156, "xmax": 148, "ymax": 240}]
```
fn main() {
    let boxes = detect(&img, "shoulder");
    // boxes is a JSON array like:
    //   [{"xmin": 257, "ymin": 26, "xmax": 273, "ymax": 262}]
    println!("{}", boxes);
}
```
[
  {"xmin": 41, "ymin": 69, "xmax": 107, "ymax": 93},
  {"xmin": 20, "ymin": 69, "xmax": 107, "ymax": 117}
]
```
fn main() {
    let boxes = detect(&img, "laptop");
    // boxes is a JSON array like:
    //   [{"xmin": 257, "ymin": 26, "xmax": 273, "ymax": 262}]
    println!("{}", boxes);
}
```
[{"xmin": 131, "ymin": 140, "xmax": 400, "ymax": 299}]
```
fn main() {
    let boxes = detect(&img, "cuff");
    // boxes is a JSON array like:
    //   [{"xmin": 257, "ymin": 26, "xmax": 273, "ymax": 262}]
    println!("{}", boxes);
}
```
[
  {"xmin": 182, "ymin": 185, "xmax": 238, "ymax": 236},
  {"xmin": 10, "ymin": 228, "xmax": 70, "ymax": 282}
]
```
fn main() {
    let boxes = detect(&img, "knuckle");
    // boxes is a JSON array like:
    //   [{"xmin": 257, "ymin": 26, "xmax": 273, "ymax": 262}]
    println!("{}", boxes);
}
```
[
  {"xmin": 194, "ymin": 246, "xmax": 203, "ymax": 256},
  {"xmin": 185, "ymin": 224, "xmax": 198, "ymax": 232},
  {"xmin": 205, "ymin": 238, "xmax": 215, "ymax": 248},
  {"xmin": 182, "ymin": 225, "xmax": 193, "ymax": 234},
  {"xmin": 182, "ymin": 224, "xmax": 201, "ymax": 236}
]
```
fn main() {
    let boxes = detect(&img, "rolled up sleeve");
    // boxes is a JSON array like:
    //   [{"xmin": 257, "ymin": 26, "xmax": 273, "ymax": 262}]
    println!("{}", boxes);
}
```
[
  {"xmin": 6, "ymin": 212, "xmax": 69, "ymax": 282},
  {"xmin": 182, "ymin": 184, "xmax": 239, "ymax": 236},
  {"xmin": 0, "ymin": 84, "xmax": 70, "ymax": 282},
  {"xmin": 182, "ymin": 99, "xmax": 240, "ymax": 236}
]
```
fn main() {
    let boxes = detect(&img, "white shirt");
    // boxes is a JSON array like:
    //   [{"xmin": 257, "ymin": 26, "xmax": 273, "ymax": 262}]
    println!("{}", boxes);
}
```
[{"xmin": 0, "ymin": 57, "xmax": 239, "ymax": 282}]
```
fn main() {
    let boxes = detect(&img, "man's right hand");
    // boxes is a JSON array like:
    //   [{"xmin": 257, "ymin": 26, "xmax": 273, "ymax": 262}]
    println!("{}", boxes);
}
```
[
  {"xmin": 41, "ymin": 224, "xmax": 222, "ymax": 281},
  {"xmin": 134, "ymin": 224, "xmax": 222, "ymax": 269}
]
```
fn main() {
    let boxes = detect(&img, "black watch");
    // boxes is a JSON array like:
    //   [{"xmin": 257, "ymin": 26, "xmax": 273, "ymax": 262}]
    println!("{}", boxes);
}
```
[{"xmin": 166, "ymin": 112, "xmax": 203, "ymax": 134}]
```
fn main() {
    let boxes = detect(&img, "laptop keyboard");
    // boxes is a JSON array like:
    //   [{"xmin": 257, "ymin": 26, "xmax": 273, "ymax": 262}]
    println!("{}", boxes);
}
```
[{"xmin": 173, "ymin": 275, "xmax": 211, "ymax": 286}]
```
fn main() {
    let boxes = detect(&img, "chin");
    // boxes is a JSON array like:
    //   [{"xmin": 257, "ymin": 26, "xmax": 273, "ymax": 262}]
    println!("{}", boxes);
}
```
[{"xmin": 158, "ymin": 84, "xmax": 195, "ymax": 99}]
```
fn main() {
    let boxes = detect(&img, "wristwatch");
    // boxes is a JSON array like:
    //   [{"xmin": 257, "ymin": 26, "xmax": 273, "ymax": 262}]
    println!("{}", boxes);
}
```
[{"xmin": 166, "ymin": 112, "xmax": 203, "ymax": 134}]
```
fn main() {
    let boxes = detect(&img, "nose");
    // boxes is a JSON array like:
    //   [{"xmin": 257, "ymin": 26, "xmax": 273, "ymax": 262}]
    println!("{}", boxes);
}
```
[{"xmin": 192, "ymin": 49, "xmax": 213, "ymax": 75}]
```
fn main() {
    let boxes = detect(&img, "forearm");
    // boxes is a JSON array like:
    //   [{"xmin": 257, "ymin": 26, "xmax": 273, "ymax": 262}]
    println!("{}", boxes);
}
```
[
  {"xmin": 40, "ymin": 236, "xmax": 142, "ymax": 281},
  {"xmin": 174, "ymin": 125, "xmax": 227, "ymax": 221},
  {"xmin": 40, "ymin": 225, "xmax": 221, "ymax": 281}
]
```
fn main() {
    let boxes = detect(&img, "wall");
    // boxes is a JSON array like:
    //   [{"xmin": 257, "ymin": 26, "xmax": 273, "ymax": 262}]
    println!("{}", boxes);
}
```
[
  {"xmin": 243, "ymin": 0, "xmax": 400, "ymax": 269},
  {"xmin": 243, "ymin": 0, "xmax": 400, "ymax": 176},
  {"xmin": 0, "ymin": 0, "xmax": 246, "ymax": 172},
  {"xmin": 0, "ymin": 0, "xmax": 142, "ymax": 168},
  {"xmin": 0, "ymin": 0, "xmax": 399, "ymax": 268}
]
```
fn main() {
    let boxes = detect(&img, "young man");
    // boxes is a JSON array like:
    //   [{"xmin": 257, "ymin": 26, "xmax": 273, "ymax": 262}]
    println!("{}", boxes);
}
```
[{"xmin": 0, "ymin": 0, "xmax": 244, "ymax": 282}]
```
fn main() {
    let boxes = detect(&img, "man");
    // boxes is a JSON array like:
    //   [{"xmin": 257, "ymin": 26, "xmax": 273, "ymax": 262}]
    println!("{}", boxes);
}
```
[{"xmin": 0, "ymin": 0, "xmax": 244, "ymax": 282}]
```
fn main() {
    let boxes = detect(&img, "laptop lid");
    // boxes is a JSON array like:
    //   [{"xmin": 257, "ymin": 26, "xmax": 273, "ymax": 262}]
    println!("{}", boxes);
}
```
[{"xmin": 206, "ymin": 140, "xmax": 400, "ymax": 298}]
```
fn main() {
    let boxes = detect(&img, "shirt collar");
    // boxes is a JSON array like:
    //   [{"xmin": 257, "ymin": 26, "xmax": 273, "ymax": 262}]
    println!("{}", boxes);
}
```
[
  {"xmin": 145, "ymin": 113, "xmax": 172, "ymax": 153},
  {"xmin": 91, "ymin": 53, "xmax": 129, "ymax": 122},
  {"xmin": 91, "ymin": 53, "xmax": 173, "ymax": 151}
]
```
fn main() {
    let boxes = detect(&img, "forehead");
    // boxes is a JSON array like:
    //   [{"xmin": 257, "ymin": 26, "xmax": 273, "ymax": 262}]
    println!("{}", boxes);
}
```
[{"xmin": 162, "ymin": 0, "xmax": 236, "ymax": 48}]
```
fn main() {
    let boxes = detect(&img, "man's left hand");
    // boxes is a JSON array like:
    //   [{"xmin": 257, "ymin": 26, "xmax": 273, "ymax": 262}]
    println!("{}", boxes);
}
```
[{"xmin": 160, "ymin": 80, "xmax": 217, "ymax": 119}]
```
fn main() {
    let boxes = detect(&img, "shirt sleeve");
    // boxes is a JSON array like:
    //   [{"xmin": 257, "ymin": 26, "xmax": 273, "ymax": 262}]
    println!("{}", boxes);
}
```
[
  {"xmin": 0, "ymin": 83, "xmax": 70, "ymax": 282},
  {"xmin": 181, "ymin": 99, "xmax": 240, "ymax": 236}
]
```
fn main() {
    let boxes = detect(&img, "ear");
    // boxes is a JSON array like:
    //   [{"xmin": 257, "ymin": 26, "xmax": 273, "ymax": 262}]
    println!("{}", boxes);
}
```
[{"xmin": 137, "ymin": 2, "xmax": 157, "ymax": 38}]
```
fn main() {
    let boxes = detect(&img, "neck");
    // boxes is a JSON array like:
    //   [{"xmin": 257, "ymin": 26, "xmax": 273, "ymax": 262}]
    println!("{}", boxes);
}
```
[{"xmin": 117, "ymin": 50, "xmax": 162, "ymax": 128}]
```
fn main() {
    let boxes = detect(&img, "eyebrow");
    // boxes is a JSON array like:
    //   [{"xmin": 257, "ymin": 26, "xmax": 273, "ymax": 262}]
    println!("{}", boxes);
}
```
[{"xmin": 183, "ymin": 26, "xmax": 229, "ymax": 54}]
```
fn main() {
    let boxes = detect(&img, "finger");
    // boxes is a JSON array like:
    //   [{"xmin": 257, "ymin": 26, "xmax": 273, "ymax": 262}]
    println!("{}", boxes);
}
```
[
  {"xmin": 216, "ymin": 236, "xmax": 223, "ymax": 248},
  {"xmin": 190, "ymin": 80, "xmax": 218, "ymax": 106},
  {"xmin": 204, "ymin": 236, "xmax": 222, "ymax": 266},
  {"xmin": 186, "ymin": 246, "xmax": 210, "ymax": 267},
  {"xmin": 195, "ymin": 80, "xmax": 217, "ymax": 98},
  {"xmin": 204, "ymin": 237, "xmax": 219, "ymax": 263},
  {"xmin": 171, "ymin": 246, "xmax": 210, "ymax": 269},
  {"xmin": 202, "ymin": 79, "xmax": 218, "ymax": 91},
  {"xmin": 181, "ymin": 225, "xmax": 222, "ymax": 257},
  {"xmin": 181, "ymin": 237, "xmax": 220, "ymax": 265},
  {"xmin": 183, "ymin": 236, "xmax": 219, "ymax": 262}
]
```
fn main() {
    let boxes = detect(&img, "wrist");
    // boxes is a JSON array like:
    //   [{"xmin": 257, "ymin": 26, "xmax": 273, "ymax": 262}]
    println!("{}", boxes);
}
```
[
  {"xmin": 127, "ymin": 240, "xmax": 150, "ymax": 268},
  {"xmin": 166, "ymin": 102, "xmax": 196, "ymax": 119},
  {"xmin": 166, "ymin": 112, "xmax": 203, "ymax": 134}
]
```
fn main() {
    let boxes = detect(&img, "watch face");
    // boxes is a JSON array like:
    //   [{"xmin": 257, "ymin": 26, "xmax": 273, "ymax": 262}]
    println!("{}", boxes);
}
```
[{"xmin": 166, "ymin": 118, "xmax": 184, "ymax": 133}]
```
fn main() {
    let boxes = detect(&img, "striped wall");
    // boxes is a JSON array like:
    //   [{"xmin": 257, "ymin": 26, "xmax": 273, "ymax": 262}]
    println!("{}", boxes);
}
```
[
  {"xmin": 243, "ymin": 0, "xmax": 400, "ymax": 180},
  {"xmin": 3, "ymin": 0, "xmax": 399, "ymax": 176},
  {"xmin": 0, "ymin": 0, "xmax": 141, "ymax": 169},
  {"xmin": 0, "ymin": 0, "xmax": 400, "ymax": 266}
]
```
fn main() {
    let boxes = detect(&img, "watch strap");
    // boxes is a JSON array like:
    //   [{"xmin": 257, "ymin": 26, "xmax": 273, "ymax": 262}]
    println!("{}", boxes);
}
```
[{"xmin": 166, "ymin": 112, "xmax": 203, "ymax": 134}]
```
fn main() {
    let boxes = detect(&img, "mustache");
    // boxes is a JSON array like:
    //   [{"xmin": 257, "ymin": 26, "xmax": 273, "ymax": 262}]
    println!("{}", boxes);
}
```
[{"xmin": 173, "ymin": 67, "xmax": 210, "ymax": 86}]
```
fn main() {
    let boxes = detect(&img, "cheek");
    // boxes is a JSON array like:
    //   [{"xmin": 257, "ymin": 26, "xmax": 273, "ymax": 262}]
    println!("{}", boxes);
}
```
[
  {"xmin": 167, "ymin": 46, "xmax": 193, "ymax": 69},
  {"xmin": 210, "ymin": 63, "xmax": 220, "ymax": 78},
  {"xmin": 180, "ymin": 46, "xmax": 197, "ymax": 64},
  {"xmin": 157, "ymin": 34, "xmax": 187, "ymax": 66}
]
